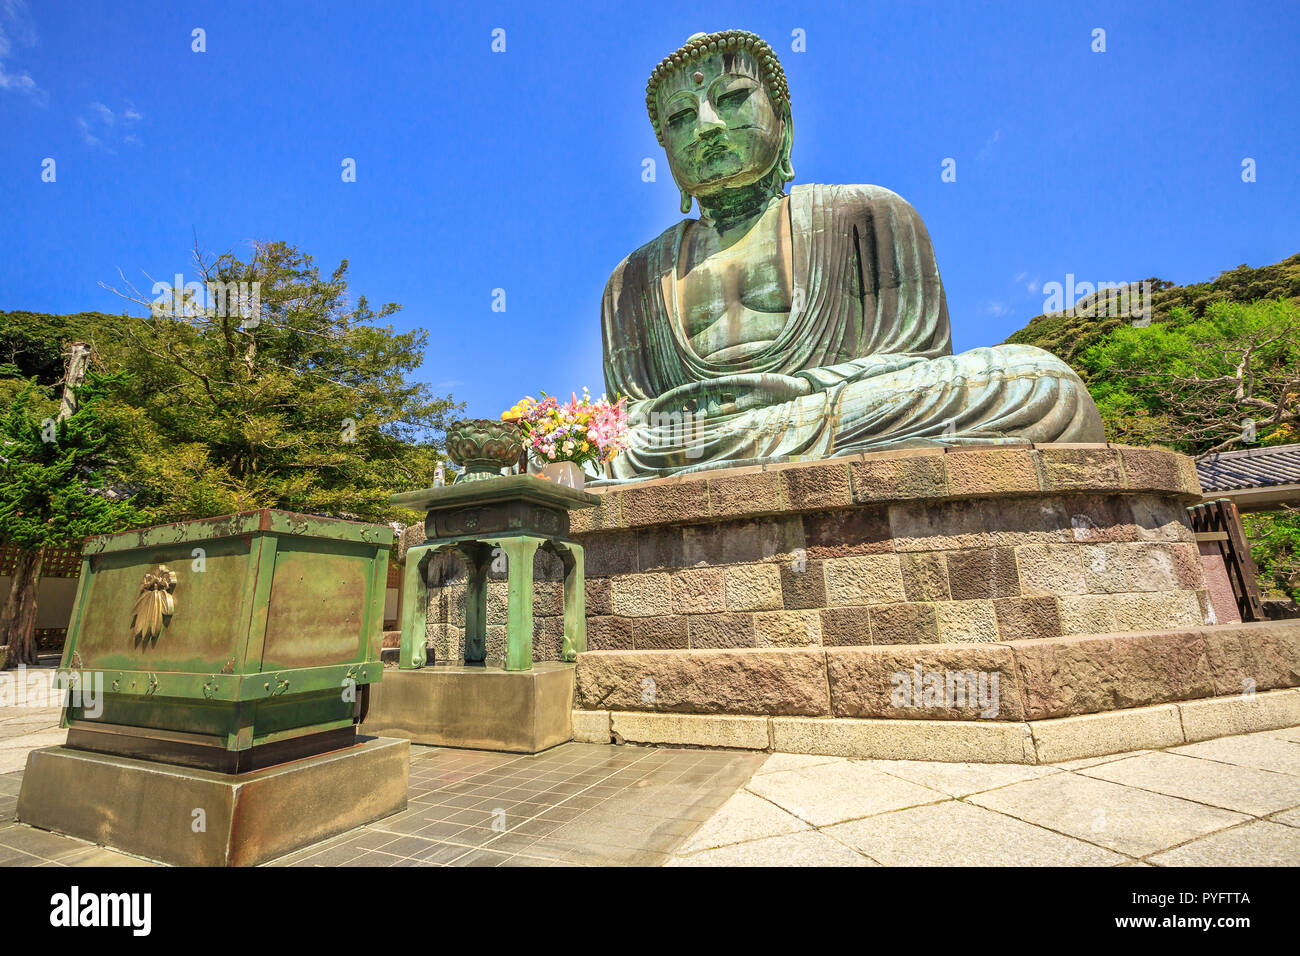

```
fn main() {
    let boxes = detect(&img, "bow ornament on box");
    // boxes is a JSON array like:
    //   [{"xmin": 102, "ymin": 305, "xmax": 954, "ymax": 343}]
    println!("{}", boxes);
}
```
[{"xmin": 130, "ymin": 565, "xmax": 178, "ymax": 642}]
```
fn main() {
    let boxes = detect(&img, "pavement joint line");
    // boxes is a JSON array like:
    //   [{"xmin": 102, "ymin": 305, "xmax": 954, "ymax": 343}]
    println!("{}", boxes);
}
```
[
  {"xmin": 1263, "ymin": 807, "xmax": 1300, "ymax": 827},
  {"xmin": 1153, "ymin": 743, "xmax": 1300, "ymax": 777},
  {"xmin": 867, "ymin": 760, "xmax": 1066, "ymax": 798},
  {"xmin": 813, "ymin": 823, "xmax": 880, "ymax": 865},
  {"xmin": 1072, "ymin": 759, "xmax": 1300, "ymax": 816},
  {"xmin": 1132, "ymin": 813, "xmax": 1279, "ymax": 865},
  {"xmin": 740, "ymin": 776, "xmax": 954, "ymax": 832},
  {"xmin": 970, "ymin": 767, "xmax": 1291, "ymax": 860},
  {"xmin": 948, "ymin": 793, "xmax": 1146, "ymax": 864}
]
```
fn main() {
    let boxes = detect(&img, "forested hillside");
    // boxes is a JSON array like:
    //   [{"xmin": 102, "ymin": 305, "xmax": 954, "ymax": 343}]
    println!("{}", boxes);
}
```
[{"xmin": 1004, "ymin": 252, "xmax": 1300, "ymax": 603}]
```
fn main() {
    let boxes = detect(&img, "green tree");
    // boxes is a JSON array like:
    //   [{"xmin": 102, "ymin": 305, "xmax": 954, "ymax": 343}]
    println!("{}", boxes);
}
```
[
  {"xmin": 1080, "ymin": 298, "xmax": 1300, "ymax": 456},
  {"xmin": 0, "ymin": 376, "xmax": 145, "ymax": 667},
  {"xmin": 1244, "ymin": 509, "xmax": 1300, "ymax": 603},
  {"xmin": 97, "ymin": 241, "xmax": 460, "ymax": 522}
]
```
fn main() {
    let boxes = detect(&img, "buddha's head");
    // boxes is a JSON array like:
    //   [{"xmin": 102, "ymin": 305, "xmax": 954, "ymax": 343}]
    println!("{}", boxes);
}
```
[{"xmin": 646, "ymin": 30, "xmax": 794, "ymax": 214}]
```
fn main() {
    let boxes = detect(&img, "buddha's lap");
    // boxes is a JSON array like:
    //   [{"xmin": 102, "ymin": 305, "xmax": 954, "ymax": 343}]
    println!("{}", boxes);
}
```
[{"xmin": 631, "ymin": 344, "xmax": 1086, "ymax": 434}]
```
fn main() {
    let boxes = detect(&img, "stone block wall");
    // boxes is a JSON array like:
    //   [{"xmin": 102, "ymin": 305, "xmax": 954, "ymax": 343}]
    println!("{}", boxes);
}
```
[
  {"xmin": 401, "ymin": 444, "xmax": 1212, "ymax": 663},
  {"xmin": 571, "ymin": 619, "xmax": 1300, "ymax": 721}
]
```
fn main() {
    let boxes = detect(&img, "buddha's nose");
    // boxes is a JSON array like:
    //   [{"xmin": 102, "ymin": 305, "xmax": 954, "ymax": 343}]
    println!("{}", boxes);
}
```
[{"xmin": 696, "ymin": 101, "xmax": 726, "ymax": 136}]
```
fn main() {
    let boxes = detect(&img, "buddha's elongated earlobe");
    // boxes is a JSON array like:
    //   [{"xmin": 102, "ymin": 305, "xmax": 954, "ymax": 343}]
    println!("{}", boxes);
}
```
[
  {"xmin": 777, "ymin": 106, "xmax": 795, "ymax": 186},
  {"xmin": 679, "ymin": 188, "xmax": 694, "ymax": 215}
]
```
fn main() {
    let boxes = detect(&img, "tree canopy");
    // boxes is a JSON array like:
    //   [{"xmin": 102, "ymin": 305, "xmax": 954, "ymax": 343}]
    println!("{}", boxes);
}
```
[
  {"xmin": 71, "ymin": 240, "xmax": 458, "ymax": 523},
  {"xmin": 1080, "ymin": 298, "xmax": 1299, "ymax": 456}
]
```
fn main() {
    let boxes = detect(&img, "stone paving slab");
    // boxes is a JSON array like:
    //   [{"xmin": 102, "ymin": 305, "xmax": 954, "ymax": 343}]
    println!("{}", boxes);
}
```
[
  {"xmin": 967, "ymin": 773, "xmax": 1249, "ymax": 857},
  {"xmin": 867, "ymin": 759, "xmax": 1061, "ymax": 798},
  {"xmin": 670, "ymin": 725, "xmax": 1300, "ymax": 866},
  {"xmin": 0, "ymin": 667, "xmax": 64, "ymax": 776},
  {"xmin": 1078, "ymin": 750, "xmax": 1300, "ymax": 816},
  {"xmin": 666, "ymin": 829, "xmax": 875, "ymax": 866},
  {"xmin": 823, "ymin": 799, "xmax": 1126, "ymax": 866},
  {"xmin": 751, "ymin": 753, "xmax": 843, "ymax": 776},
  {"xmin": 676, "ymin": 790, "xmax": 809, "ymax": 853},
  {"xmin": 1146, "ymin": 821, "xmax": 1300, "ymax": 866},
  {"xmin": 1168, "ymin": 731, "xmax": 1300, "ymax": 776},
  {"xmin": 744, "ymin": 761, "xmax": 948, "ymax": 827},
  {"xmin": 1271, "ymin": 807, "xmax": 1300, "ymax": 827}
]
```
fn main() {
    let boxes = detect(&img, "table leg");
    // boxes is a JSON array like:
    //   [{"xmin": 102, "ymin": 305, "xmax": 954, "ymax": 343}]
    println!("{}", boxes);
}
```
[
  {"xmin": 558, "ymin": 542, "xmax": 586, "ymax": 662},
  {"xmin": 491, "ymin": 537, "xmax": 540, "ymax": 671},
  {"xmin": 399, "ymin": 544, "xmax": 432, "ymax": 669},
  {"xmin": 460, "ymin": 542, "xmax": 491, "ymax": 664}
]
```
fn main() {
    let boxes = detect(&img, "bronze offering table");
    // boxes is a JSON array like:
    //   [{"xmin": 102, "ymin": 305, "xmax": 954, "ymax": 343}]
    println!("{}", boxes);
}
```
[
  {"xmin": 364, "ymin": 476, "xmax": 599, "ymax": 753},
  {"xmin": 392, "ymin": 475, "xmax": 599, "ymax": 672}
]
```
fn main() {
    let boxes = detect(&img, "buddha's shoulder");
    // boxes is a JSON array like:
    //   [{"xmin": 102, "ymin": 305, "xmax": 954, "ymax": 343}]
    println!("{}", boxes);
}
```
[
  {"xmin": 603, "ymin": 221, "xmax": 685, "ymax": 290},
  {"xmin": 793, "ymin": 183, "xmax": 923, "ymax": 218}
]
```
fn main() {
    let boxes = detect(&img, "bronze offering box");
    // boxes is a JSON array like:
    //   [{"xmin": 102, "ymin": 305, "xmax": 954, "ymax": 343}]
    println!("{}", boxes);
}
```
[{"xmin": 58, "ymin": 509, "xmax": 392, "ymax": 772}]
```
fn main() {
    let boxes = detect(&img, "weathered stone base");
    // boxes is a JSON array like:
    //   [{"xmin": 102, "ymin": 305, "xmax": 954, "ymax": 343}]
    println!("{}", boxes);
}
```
[
  {"xmin": 575, "ymin": 688, "xmax": 1300, "ymax": 764},
  {"xmin": 571, "ymin": 619, "xmax": 1300, "ymax": 761},
  {"xmin": 399, "ymin": 445, "xmax": 1214, "ymax": 655},
  {"xmin": 576, "ymin": 620, "xmax": 1300, "ymax": 717},
  {"xmin": 364, "ymin": 663, "xmax": 574, "ymax": 753},
  {"xmin": 15, "ymin": 736, "xmax": 409, "ymax": 866}
]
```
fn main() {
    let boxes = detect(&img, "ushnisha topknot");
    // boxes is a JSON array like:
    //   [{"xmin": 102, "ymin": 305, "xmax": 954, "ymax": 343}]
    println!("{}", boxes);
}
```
[{"xmin": 645, "ymin": 29, "xmax": 791, "ymax": 146}]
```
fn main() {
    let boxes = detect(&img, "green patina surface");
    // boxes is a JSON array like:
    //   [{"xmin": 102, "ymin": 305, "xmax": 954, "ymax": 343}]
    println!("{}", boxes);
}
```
[
  {"xmin": 394, "ymin": 477, "xmax": 597, "ymax": 672},
  {"xmin": 59, "ymin": 509, "xmax": 392, "ymax": 752},
  {"xmin": 443, "ymin": 417, "xmax": 524, "ymax": 482},
  {"xmin": 601, "ymin": 29, "xmax": 1104, "ymax": 481}
]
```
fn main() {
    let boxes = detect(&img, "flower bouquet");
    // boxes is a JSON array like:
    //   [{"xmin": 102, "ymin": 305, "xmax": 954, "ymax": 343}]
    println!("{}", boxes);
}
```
[{"xmin": 502, "ymin": 389, "xmax": 629, "ymax": 487}]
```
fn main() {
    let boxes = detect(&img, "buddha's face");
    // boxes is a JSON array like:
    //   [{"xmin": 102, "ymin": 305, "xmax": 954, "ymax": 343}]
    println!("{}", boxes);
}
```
[{"xmin": 657, "ymin": 51, "xmax": 785, "ymax": 199}]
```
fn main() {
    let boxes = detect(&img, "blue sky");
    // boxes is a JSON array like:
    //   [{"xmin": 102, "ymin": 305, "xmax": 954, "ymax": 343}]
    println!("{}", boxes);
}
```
[{"xmin": 2, "ymin": 0, "xmax": 1296, "ymax": 419}]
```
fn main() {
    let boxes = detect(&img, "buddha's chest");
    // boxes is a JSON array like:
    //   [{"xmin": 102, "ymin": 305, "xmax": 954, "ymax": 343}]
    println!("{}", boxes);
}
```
[{"xmin": 674, "ymin": 203, "xmax": 794, "ymax": 362}]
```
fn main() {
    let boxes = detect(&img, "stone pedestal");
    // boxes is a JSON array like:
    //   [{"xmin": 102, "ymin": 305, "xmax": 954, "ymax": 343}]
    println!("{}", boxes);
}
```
[
  {"xmin": 401, "ymin": 444, "xmax": 1213, "ymax": 653},
  {"xmin": 16, "ymin": 736, "xmax": 409, "ymax": 866},
  {"xmin": 363, "ymin": 663, "xmax": 574, "ymax": 753},
  {"xmin": 387, "ymin": 443, "xmax": 1300, "ymax": 763}
]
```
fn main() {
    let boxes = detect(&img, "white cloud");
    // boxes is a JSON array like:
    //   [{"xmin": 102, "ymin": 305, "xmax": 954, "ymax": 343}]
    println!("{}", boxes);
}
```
[
  {"xmin": 0, "ymin": 0, "xmax": 41, "ymax": 100},
  {"xmin": 78, "ymin": 100, "xmax": 144, "ymax": 150},
  {"xmin": 76, "ymin": 117, "xmax": 99, "ymax": 147}
]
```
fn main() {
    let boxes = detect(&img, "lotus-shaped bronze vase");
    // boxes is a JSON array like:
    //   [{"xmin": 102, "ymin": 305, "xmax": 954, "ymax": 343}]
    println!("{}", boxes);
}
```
[{"xmin": 445, "ymin": 418, "xmax": 524, "ymax": 482}]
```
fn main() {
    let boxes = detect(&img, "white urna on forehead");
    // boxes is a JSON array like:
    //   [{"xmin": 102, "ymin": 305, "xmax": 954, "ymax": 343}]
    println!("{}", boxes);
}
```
[{"xmin": 657, "ymin": 50, "xmax": 765, "ymax": 105}]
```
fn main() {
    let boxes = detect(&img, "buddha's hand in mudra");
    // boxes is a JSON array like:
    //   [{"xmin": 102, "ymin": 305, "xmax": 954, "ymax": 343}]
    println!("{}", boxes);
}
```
[{"xmin": 641, "ymin": 373, "xmax": 814, "ymax": 419}]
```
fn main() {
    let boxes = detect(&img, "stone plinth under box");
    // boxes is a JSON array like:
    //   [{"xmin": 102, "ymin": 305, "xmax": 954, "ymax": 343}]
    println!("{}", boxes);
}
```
[
  {"xmin": 15, "ymin": 736, "xmax": 409, "ymax": 866},
  {"xmin": 363, "ymin": 663, "xmax": 575, "ymax": 753}
]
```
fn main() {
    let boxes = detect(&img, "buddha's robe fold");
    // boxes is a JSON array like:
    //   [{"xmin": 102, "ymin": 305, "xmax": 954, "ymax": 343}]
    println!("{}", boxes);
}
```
[{"xmin": 601, "ymin": 183, "xmax": 1103, "ymax": 480}]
